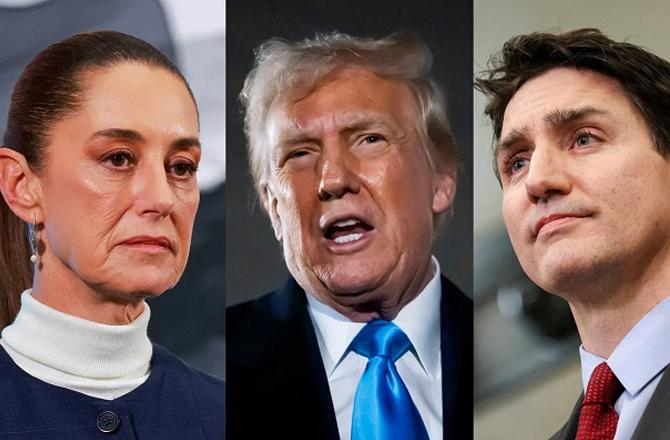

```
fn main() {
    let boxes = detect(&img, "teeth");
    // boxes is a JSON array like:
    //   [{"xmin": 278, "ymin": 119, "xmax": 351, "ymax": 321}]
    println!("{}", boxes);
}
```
[
  {"xmin": 334, "ymin": 233, "xmax": 364, "ymax": 244},
  {"xmin": 332, "ymin": 218, "xmax": 359, "ymax": 228}
]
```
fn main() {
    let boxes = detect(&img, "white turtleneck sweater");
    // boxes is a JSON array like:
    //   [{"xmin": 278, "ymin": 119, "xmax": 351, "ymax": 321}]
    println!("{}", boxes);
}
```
[{"xmin": 0, "ymin": 290, "xmax": 153, "ymax": 400}]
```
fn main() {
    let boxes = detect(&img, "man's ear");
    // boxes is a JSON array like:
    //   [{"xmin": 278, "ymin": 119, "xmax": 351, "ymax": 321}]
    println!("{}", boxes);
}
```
[
  {"xmin": 261, "ymin": 183, "xmax": 282, "ymax": 241},
  {"xmin": 431, "ymin": 160, "xmax": 458, "ymax": 215},
  {"xmin": 0, "ymin": 147, "xmax": 43, "ymax": 223}
]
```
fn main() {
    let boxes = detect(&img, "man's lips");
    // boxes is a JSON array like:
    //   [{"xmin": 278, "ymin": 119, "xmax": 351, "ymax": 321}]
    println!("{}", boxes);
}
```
[
  {"xmin": 320, "ymin": 214, "xmax": 374, "ymax": 245},
  {"xmin": 118, "ymin": 236, "xmax": 173, "ymax": 251},
  {"xmin": 533, "ymin": 213, "xmax": 589, "ymax": 237}
]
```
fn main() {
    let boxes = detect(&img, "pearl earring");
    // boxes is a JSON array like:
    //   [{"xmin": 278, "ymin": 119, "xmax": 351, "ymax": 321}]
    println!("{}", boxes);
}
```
[{"xmin": 29, "ymin": 218, "xmax": 38, "ymax": 264}]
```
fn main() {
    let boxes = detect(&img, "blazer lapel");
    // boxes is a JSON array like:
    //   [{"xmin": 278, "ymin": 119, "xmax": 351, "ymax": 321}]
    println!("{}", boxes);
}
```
[
  {"xmin": 268, "ymin": 278, "xmax": 340, "ymax": 439},
  {"xmin": 632, "ymin": 368, "xmax": 670, "ymax": 439},
  {"xmin": 550, "ymin": 367, "xmax": 670, "ymax": 440},
  {"xmin": 228, "ymin": 277, "xmax": 339, "ymax": 439},
  {"xmin": 440, "ymin": 276, "xmax": 473, "ymax": 439}
]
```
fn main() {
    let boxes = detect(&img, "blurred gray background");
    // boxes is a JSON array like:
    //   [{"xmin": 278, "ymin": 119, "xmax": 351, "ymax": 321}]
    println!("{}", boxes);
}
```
[
  {"xmin": 0, "ymin": 0, "xmax": 225, "ymax": 379},
  {"xmin": 473, "ymin": 1, "xmax": 670, "ymax": 438},
  {"xmin": 226, "ymin": 0, "xmax": 473, "ymax": 306}
]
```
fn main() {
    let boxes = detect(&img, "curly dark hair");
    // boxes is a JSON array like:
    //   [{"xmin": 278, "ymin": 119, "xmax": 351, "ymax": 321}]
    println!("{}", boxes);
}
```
[{"xmin": 475, "ymin": 28, "xmax": 670, "ymax": 177}]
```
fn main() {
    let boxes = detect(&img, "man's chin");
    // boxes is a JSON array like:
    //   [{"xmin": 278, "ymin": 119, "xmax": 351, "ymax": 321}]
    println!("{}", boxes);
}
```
[
  {"xmin": 314, "ymin": 274, "xmax": 407, "ymax": 320},
  {"xmin": 319, "ymin": 271, "xmax": 385, "ymax": 298},
  {"xmin": 528, "ymin": 251, "xmax": 619, "ymax": 296}
]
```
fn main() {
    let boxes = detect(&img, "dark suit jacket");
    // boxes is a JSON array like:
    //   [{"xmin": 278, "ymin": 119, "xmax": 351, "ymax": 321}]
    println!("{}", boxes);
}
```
[
  {"xmin": 550, "ymin": 368, "xmax": 670, "ymax": 440},
  {"xmin": 227, "ymin": 275, "xmax": 473, "ymax": 439},
  {"xmin": 0, "ymin": 344, "xmax": 224, "ymax": 439}
]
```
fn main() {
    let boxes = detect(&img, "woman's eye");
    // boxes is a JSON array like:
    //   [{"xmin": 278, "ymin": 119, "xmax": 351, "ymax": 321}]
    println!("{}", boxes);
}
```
[
  {"xmin": 105, "ymin": 151, "xmax": 133, "ymax": 167},
  {"xmin": 169, "ymin": 161, "xmax": 197, "ymax": 178}
]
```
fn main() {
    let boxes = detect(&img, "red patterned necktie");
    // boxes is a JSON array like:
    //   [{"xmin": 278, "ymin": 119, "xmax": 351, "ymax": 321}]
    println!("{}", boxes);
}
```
[{"xmin": 575, "ymin": 362, "xmax": 624, "ymax": 440}]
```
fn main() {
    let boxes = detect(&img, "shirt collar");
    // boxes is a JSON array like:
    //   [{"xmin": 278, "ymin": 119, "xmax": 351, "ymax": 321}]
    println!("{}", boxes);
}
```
[
  {"xmin": 579, "ymin": 294, "xmax": 670, "ymax": 396},
  {"xmin": 306, "ymin": 256, "xmax": 442, "ymax": 380}
]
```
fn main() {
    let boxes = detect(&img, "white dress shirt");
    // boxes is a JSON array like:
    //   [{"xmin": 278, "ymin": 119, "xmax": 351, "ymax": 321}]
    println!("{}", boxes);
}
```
[
  {"xmin": 0, "ymin": 290, "xmax": 152, "ymax": 400},
  {"xmin": 578, "ymin": 294, "xmax": 670, "ymax": 439},
  {"xmin": 306, "ymin": 257, "xmax": 443, "ymax": 440}
]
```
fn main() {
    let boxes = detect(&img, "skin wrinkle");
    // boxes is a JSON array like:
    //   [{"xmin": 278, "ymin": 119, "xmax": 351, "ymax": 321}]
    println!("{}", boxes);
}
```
[
  {"xmin": 264, "ymin": 67, "xmax": 454, "ymax": 321},
  {"xmin": 24, "ymin": 63, "xmax": 200, "ymax": 325},
  {"xmin": 501, "ymin": 67, "xmax": 670, "ymax": 357}
]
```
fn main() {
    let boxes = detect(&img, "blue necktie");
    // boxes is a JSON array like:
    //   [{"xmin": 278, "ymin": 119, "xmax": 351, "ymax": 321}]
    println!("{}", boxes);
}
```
[{"xmin": 350, "ymin": 320, "xmax": 429, "ymax": 440}]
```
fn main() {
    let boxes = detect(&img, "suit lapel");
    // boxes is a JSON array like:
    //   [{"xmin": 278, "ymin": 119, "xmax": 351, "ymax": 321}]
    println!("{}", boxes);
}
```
[
  {"xmin": 440, "ymin": 276, "xmax": 473, "ymax": 439},
  {"xmin": 268, "ymin": 278, "xmax": 340, "ymax": 439},
  {"xmin": 229, "ymin": 277, "xmax": 339, "ymax": 439},
  {"xmin": 550, "ymin": 368, "xmax": 670, "ymax": 440},
  {"xmin": 631, "ymin": 368, "xmax": 670, "ymax": 439}
]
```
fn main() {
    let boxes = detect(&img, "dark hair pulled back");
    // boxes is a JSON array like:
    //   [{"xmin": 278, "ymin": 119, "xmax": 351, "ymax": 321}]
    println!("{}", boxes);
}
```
[{"xmin": 0, "ymin": 31, "xmax": 194, "ymax": 329}]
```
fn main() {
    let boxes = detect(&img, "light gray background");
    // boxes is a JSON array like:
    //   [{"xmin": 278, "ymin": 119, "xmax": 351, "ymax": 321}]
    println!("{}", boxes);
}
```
[{"xmin": 473, "ymin": 1, "xmax": 670, "ymax": 438}]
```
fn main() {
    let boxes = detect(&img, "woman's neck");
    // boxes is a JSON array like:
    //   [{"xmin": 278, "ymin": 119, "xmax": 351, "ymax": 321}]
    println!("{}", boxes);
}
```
[{"xmin": 32, "ymin": 251, "xmax": 145, "ymax": 325}]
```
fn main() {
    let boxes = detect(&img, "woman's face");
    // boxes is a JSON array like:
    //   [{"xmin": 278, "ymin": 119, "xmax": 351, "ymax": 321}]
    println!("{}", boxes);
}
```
[{"xmin": 37, "ymin": 62, "xmax": 200, "ymax": 299}]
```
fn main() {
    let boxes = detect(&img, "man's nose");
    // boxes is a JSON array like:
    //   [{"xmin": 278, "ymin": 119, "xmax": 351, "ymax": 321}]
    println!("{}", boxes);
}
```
[
  {"xmin": 132, "ymin": 161, "xmax": 175, "ymax": 217},
  {"xmin": 525, "ymin": 145, "xmax": 571, "ymax": 202},
  {"xmin": 317, "ymin": 146, "xmax": 360, "ymax": 201}
]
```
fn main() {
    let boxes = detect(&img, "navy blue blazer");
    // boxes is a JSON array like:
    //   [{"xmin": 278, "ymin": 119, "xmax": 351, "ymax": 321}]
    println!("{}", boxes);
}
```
[
  {"xmin": 0, "ymin": 344, "xmax": 224, "ymax": 439},
  {"xmin": 227, "ymin": 276, "xmax": 473, "ymax": 439}
]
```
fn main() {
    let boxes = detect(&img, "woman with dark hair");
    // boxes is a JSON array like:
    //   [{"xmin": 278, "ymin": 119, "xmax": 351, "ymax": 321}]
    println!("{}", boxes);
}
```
[{"xmin": 0, "ymin": 31, "xmax": 223, "ymax": 438}]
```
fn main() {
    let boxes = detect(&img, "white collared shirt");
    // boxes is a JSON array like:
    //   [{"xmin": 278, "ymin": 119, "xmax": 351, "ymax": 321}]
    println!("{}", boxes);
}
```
[
  {"xmin": 579, "ymin": 294, "xmax": 670, "ymax": 439},
  {"xmin": 306, "ymin": 257, "xmax": 443, "ymax": 440}
]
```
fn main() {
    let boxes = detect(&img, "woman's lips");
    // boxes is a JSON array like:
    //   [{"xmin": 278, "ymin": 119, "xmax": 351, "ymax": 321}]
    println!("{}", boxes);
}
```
[{"xmin": 118, "ymin": 236, "xmax": 172, "ymax": 252}]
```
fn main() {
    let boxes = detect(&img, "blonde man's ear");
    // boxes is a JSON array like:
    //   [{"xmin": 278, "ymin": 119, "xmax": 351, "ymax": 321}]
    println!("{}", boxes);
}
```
[{"xmin": 261, "ymin": 183, "xmax": 283, "ymax": 242}]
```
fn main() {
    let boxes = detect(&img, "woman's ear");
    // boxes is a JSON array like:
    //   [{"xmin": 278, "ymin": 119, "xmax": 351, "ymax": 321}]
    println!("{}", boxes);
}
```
[{"xmin": 0, "ymin": 147, "xmax": 43, "ymax": 223}]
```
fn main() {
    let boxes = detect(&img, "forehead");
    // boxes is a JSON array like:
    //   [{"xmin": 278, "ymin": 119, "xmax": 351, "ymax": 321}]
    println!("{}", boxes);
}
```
[
  {"xmin": 267, "ymin": 67, "xmax": 418, "ymax": 142},
  {"xmin": 501, "ymin": 67, "xmax": 640, "ymax": 138},
  {"xmin": 74, "ymin": 63, "xmax": 199, "ymax": 135}
]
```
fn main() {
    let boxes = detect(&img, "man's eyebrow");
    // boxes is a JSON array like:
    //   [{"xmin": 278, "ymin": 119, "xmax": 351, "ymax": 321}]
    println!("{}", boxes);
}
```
[
  {"xmin": 496, "ymin": 106, "xmax": 612, "ymax": 154},
  {"xmin": 543, "ymin": 106, "xmax": 611, "ymax": 128},
  {"xmin": 496, "ymin": 128, "xmax": 529, "ymax": 154},
  {"xmin": 278, "ymin": 113, "xmax": 400, "ymax": 147}
]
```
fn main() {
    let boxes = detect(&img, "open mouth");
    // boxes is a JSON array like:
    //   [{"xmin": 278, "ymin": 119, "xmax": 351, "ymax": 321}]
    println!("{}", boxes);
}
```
[{"xmin": 324, "ymin": 218, "xmax": 374, "ymax": 244}]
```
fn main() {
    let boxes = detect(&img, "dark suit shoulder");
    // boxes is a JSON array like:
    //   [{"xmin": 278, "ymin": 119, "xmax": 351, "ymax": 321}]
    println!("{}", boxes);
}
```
[
  {"xmin": 226, "ymin": 279, "xmax": 339, "ymax": 439},
  {"xmin": 0, "ymin": 344, "xmax": 224, "ymax": 439},
  {"xmin": 150, "ymin": 344, "xmax": 225, "ymax": 439},
  {"xmin": 441, "ymin": 275, "xmax": 472, "ymax": 308},
  {"xmin": 151, "ymin": 344, "xmax": 224, "ymax": 405},
  {"xmin": 227, "ymin": 279, "xmax": 306, "ymax": 365},
  {"xmin": 440, "ymin": 275, "xmax": 474, "ymax": 440}
]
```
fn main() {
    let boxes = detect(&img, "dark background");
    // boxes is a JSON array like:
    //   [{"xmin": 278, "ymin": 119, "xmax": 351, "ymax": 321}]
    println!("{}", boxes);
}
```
[{"xmin": 226, "ymin": 0, "xmax": 474, "ymax": 305}]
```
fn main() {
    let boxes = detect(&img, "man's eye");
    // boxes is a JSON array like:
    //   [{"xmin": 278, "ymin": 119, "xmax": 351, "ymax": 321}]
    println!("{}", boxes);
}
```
[
  {"xmin": 575, "ymin": 131, "xmax": 596, "ymax": 148},
  {"xmin": 363, "ymin": 135, "xmax": 382, "ymax": 144},
  {"xmin": 509, "ymin": 156, "xmax": 528, "ymax": 174},
  {"xmin": 287, "ymin": 150, "xmax": 309, "ymax": 159},
  {"xmin": 105, "ymin": 151, "xmax": 133, "ymax": 167}
]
